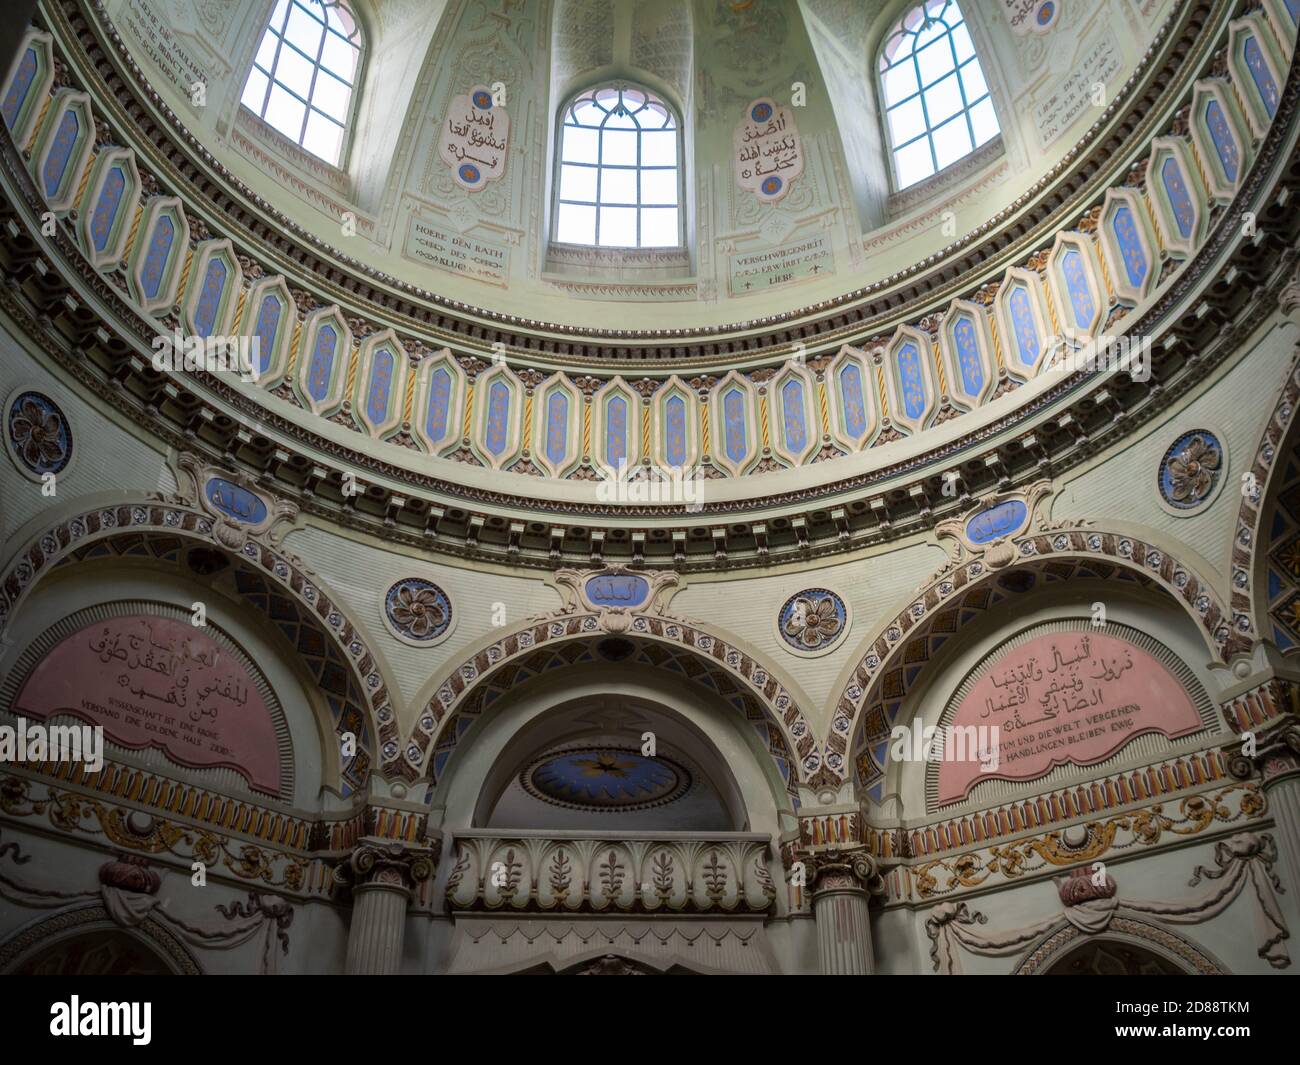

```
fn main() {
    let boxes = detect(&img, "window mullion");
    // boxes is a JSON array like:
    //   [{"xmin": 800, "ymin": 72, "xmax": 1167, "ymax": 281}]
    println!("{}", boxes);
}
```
[
  {"xmin": 595, "ymin": 122, "xmax": 604, "ymax": 246},
  {"xmin": 882, "ymin": 3, "xmax": 998, "ymax": 190},
  {"xmin": 912, "ymin": 51, "xmax": 938, "ymax": 175},
  {"xmin": 949, "ymin": 30, "xmax": 977, "ymax": 153},
  {"xmin": 264, "ymin": 31, "xmax": 285, "ymax": 119},
  {"xmin": 300, "ymin": 6, "xmax": 328, "ymax": 145},
  {"xmin": 554, "ymin": 84, "xmax": 680, "ymax": 249}
]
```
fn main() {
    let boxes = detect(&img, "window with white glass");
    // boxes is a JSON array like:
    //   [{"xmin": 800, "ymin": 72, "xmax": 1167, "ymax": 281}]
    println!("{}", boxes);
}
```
[
  {"xmin": 240, "ymin": 0, "xmax": 363, "ymax": 166},
  {"xmin": 878, "ymin": 0, "xmax": 999, "ymax": 191},
  {"xmin": 553, "ymin": 84, "xmax": 682, "ymax": 249}
]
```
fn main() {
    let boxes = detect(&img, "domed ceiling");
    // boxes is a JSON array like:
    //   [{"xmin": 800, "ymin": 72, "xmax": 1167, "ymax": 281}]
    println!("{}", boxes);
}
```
[
  {"xmin": 99, "ymin": 0, "xmax": 1178, "ymax": 334},
  {"xmin": 8, "ymin": 0, "xmax": 1284, "ymax": 567}
]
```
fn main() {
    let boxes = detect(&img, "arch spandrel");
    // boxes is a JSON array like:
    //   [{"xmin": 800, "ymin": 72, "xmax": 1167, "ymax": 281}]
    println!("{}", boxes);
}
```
[
  {"xmin": 827, "ymin": 490, "xmax": 1241, "ymax": 797},
  {"xmin": 401, "ymin": 568, "xmax": 821, "ymax": 806},
  {"xmin": 0, "ymin": 489, "xmax": 393, "ymax": 799}
]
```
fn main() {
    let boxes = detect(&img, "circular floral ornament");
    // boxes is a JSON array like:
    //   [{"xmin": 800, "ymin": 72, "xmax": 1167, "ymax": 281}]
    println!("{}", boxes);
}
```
[
  {"xmin": 521, "ymin": 746, "xmax": 691, "ymax": 811},
  {"xmin": 382, "ymin": 578, "xmax": 453, "ymax": 646},
  {"xmin": 1158, "ymin": 429, "xmax": 1226, "ymax": 515},
  {"xmin": 5, "ymin": 389, "xmax": 73, "ymax": 481},
  {"xmin": 777, "ymin": 587, "xmax": 849, "ymax": 656}
]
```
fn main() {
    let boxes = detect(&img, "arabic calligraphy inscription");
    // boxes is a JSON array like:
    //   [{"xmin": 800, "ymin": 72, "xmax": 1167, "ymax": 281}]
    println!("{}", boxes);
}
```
[
  {"xmin": 14, "ymin": 614, "xmax": 282, "ymax": 793},
  {"xmin": 733, "ymin": 97, "xmax": 804, "ymax": 204},
  {"xmin": 437, "ymin": 84, "xmax": 510, "ymax": 192},
  {"xmin": 937, "ymin": 629, "xmax": 1204, "ymax": 805}
]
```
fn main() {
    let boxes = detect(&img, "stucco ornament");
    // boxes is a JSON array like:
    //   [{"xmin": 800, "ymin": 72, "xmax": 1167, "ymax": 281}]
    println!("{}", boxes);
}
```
[
  {"xmin": 780, "ymin": 590, "xmax": 844, "ymax": 650},
  {"xmin": 925, "ymin": 834, "xmax": 1290, "ymax": 973},
  {"xmin": 1165, "ymin": 432, "xmax": 1222, "ymax": 505},
  {"xmin": 384, "ymin": 579, "xmax": 452, "ymax": 643},
  {"xmin": 6, "ymin": 390, "xmax": 72, "ymax": 479},
  {"xmin": 546, "ymin": 567, "xmax": 682, "ymax": 632},
  {"xmin": 391, "ymin": 584, "xmax": 445, "ymax": 637},
  {"xmin": 10, "ymin": 395, "xmax": 66, "ymax": 469},
  {"xmin": 174, "ymin": 452, "xmax": 299, "ymax": 551},
  {"xmin": 934, "ymin": 481, "xmax": 1055, "ymax": 571}
]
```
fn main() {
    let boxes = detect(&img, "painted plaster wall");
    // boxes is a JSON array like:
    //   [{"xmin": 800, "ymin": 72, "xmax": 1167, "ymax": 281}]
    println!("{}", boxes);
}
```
[
  {"xmin": 871, "ymin": 832, "xmax": 1299, "ymax": 975},
  {"xmin": 0, "ymin": 822, "xmax": 351, "ymax": 974},
  {"xmin": 280, "ymin": 522, "xmax": 562, "ymax": 715},
  {"xmin": 885, "ymin": 584, "xmax": 1231, "ymax": 818},
  {"xmin": 1055, "ymin": 320, "xmax": 1300, "ymax": 580},
  {"xmin": 3, "ymin": 566, "xmax": 334, "ymax": 808},
  {"xmin": 0, "ymin": 325, "xmax": 176, "ymax": 547},
  {"xmin": 670, "ymin": 538, "xmax": 948, "ymax": 733}
]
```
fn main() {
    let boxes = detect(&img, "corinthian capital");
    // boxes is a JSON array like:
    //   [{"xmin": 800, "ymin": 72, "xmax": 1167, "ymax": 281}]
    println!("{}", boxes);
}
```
[
  {"xmin": 807, "ymin": 847, "xmax": 883, "ymax": 897},
  {"xmin": 333, "ymin": 840, "xmax": 437, "ymax": 896}
]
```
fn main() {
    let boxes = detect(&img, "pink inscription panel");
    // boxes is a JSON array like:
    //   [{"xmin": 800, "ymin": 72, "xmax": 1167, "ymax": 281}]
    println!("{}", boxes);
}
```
[
  {"xmin": 936, "ymin": 630, "xmax": 1203, "ymax": 805},
  {"xmin": 14, "ymin": 615, "xmax": 281, "ymax": 794}
]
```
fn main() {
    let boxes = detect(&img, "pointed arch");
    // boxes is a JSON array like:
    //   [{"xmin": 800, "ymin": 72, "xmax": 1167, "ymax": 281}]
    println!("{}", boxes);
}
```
[
  {"xmin": 1236, "ymin": 345, "xmax": 1300, "ymax": 649},
  {"xmin": 825, "ymin": 525, "xmax": 1237, "ymax": 792},
  {"xmin": 0, "ymin": 497, "xmax": 398, "ymax": 795},
  {"xmin": 403, "ymin": 615, "xmax": 821, "ymax": 803}
]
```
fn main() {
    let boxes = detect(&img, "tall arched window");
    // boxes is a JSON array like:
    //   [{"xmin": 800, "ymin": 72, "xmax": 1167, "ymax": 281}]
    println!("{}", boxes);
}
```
[
  {"xmin": 240, "ymin": 0, "xmax": 363, "ymax": 166},
  {"xmin": 554, "ymin": 84, "xmax": 681, "ymax": 249},
  {"xmin": 878, "ymin": 0, "xmax": 999, "ymax": 190}
]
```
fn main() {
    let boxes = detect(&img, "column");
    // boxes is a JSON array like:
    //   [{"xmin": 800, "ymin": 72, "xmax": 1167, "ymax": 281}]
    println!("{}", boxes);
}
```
[
  {"xmin": 334, "ymin": 840, "xmax": 435, "ymax": 975},
  {"xmin": 1223, "ymin": 674, "xmax": 1300, "ymax": 910},
  {"xmin": 1248, "ymin": 725, "xmax": 1300, "ymax": 899},
  {"xmin": 809, "ymin": 849, "xmax": 880, "ymax": 975}
]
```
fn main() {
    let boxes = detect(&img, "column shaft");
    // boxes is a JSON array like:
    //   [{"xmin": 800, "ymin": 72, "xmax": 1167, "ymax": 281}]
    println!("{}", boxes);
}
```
[
  {"xmin": 345, "ymin": 884, "xmax": 410, "ymax": 975},
  {"xmin": 814, "ymin": 887, "xmax": 874, "ymax": 975}
]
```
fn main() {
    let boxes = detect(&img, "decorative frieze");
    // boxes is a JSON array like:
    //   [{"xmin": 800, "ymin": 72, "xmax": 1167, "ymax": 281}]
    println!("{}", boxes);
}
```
[
  {"xmin": 899, "ymin": 782, "xmax": 1265, "ymax": 903},
  {"xmin": 444, "ymin": 832, "xmax": 777, "ymax": 914}
]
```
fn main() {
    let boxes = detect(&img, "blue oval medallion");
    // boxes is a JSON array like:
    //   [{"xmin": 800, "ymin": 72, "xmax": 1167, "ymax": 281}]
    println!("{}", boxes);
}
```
[
  {"xmin": 966, "ymin": 499, "xmax": 1028, "ymax": 544},
  {"xmin": 523, "ymin": 747, "xmax": 690, "ymax": 810},
  {"xmin": 7, "ymin": 391, "xmax": 72, "ymax": 476},
  {"xmin": 585, "ymin": 573, "xmax": 649, "ymax": 609},
  {"xmin": 205, "ymin": 477, "xmax": 268, "ymax": 524}
]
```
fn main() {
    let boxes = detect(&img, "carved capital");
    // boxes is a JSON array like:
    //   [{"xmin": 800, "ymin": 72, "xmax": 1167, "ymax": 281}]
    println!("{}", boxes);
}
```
[
  {"xmin": 1237, "ymin": 722, "xmax": 1300, "ymax": 783},
  {"xmin": 806, "ymin": 847, "xmax": 883, "ymax": 897},
  {"xmin": 333, "ymin": 840, "xmax": 436, "ymax": 897}
]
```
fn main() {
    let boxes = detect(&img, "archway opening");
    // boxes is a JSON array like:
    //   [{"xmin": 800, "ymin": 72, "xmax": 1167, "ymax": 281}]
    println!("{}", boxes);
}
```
[
  {"xmin": 1043, "ymin": 938, "xmax": 1189, "ymax": 975},
  {"xmin": 475, "ymin": 693, "xmax": 746, "ymax": 832},
  {"xmin": 13, "ymin": 929, "xmax": 174, "ymax": 976}
]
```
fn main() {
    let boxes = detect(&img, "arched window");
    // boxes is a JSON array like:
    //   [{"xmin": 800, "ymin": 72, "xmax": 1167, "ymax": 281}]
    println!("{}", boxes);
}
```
[
  {"xmin": 240, "ymin": 0, "xmax": 363, "ymax": 166},
  {"xmin": 554, "ymin": 84, "xmax": 681, "ymax": 249},
  {"xmin": 878, "ymin": 0, "xmax": 999, "ymax": 190}
]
